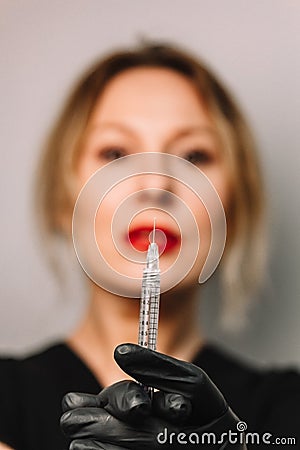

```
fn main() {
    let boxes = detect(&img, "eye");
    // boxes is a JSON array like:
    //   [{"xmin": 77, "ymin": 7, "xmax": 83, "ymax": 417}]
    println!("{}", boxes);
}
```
[
  {"xmin": 99, "ymin": 147, "xmax": 127, "ymax": 161},
  {"xmin": 184, "ymin": 149, "xmax": 213, "ymax": 165}
]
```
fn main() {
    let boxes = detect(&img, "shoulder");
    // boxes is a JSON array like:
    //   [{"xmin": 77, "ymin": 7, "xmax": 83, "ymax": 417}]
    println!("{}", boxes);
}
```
[
  {"xmin": 197, "ymin": 344, "xmax": 300, "ymax": 434},
  {"xmin": 197, "ymin": 343, "xmax": 300, "ymax": 390},
  {"xmin": 0, "ymin": 342, "xmax": 67, "ymax": 379},
  {"xmin": 0, "ymin": 343, "xmax": 66, "ymax": 400},
  {"xmin": 0, "ymin": 341, "xmax": 100, "ymax": 395}
]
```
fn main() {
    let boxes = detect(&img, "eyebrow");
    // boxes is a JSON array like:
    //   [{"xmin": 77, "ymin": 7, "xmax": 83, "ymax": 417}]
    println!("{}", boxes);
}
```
[
  {"xmin": 86, "ymin": 122, "xmax": 136, "ymax": 139},
  {"xmin": 86, "ymin": 122, "xmax": 217, "ymax": 140},
  {"xmin": 168, "ymin": 126, "xmax": 218, "ymax": 141}
]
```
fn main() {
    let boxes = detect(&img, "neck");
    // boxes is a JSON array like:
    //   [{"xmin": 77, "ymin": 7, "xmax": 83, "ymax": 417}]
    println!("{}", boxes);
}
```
[{"xmin": 67, "ymin": 282, "xmax": 204, "ymax": 385}]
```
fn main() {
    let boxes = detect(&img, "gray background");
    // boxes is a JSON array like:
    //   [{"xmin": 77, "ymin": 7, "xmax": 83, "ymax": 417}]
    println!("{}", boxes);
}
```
[{"xmin": 0, "ymin": 0, "xmax": 299, "ymax": 367}]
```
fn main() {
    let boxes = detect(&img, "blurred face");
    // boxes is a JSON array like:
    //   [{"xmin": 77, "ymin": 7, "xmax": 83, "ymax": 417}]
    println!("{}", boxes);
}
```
[{"xmin": 74, "ymin": 67, "xmax": 231, "ymax": 295}]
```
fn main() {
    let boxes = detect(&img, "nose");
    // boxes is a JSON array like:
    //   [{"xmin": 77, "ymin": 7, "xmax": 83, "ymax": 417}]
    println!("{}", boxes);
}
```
[
  {"xmin": 137, "ymin": 173, "xmax": 174, "ymax": 205},
  {"xmin": 131, "ymin": 152, "xmax": 176, "ymax": 205}
]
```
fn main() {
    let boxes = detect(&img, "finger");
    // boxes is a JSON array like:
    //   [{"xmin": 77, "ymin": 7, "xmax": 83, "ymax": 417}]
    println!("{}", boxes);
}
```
[
  {"xmin": 98, "ymin": 380, "xmax": 151, "ymax": 422},
  {"xmin": 114, "ymin": 344, "xmax": 227, "ymax": 424},
  {"xmin": 114, "ymin": 343, "xmax": 205, "ymax": 396},
  {"xmin": 62, "ymin": 392, "xmax": 100, "ymax": 413},
  {"xmin": 70, "ymin": 439, "xmax": 129, "ymax": 450},
  {"xmin": 152, "ymin": 391, "xmax": 192, "ymax": 424},
  {"xmin": 61, "ymin": 407, "xmax": 161, "ymax": 449}
]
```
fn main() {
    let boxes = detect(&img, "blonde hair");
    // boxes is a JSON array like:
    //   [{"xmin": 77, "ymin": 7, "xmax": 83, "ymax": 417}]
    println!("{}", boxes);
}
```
[{"xmin": 36, "ymin": 43, "xmax": 266, "ymax": 327}]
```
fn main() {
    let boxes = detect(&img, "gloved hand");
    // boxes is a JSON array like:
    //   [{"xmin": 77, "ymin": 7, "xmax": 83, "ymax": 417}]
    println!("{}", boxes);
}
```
[{"xmin": 61, "ymin": 343, "xmax": 245, "ymax": 449}]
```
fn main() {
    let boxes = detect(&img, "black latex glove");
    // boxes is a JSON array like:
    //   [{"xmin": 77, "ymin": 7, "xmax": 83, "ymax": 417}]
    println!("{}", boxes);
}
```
[{"xmin": 61, "ymin": 344, "xmax": 245, "ymax": 449}]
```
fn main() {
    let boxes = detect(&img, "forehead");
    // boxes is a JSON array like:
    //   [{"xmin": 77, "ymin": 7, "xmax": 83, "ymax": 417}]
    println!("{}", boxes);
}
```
[{"xmin": 89, "ymin": 67, "xmax": 211, "ymax": 128}]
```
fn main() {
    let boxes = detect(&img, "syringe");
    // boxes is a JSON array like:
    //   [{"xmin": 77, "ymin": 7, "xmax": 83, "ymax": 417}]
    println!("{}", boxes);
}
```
[{"xmin": 138, "ymin": 221, "xmax": 161, "ymax": 353}]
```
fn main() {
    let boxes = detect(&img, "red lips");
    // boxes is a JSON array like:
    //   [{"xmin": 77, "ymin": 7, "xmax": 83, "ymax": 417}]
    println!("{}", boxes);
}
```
[{"xmin": 128, "ymin": 226, "xmax": 180, "ymax": 253}]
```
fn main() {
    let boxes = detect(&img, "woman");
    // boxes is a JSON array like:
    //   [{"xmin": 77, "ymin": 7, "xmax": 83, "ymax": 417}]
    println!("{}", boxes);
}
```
[{"xmin": 0, "ymin": 44, "xmax": 299, "ymax": 450}]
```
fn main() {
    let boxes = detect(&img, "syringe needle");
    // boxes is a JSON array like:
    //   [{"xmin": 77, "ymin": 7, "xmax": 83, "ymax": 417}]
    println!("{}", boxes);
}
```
[{"xmin": 152, "ymin": 218, "xmax": 156, "ymax": 244}]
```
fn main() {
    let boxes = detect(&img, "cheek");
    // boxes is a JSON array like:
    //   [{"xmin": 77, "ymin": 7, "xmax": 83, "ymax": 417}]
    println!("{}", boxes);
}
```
[
  {"xmin": 94, "ymin": 178, "xmax": 142, "ymax": 246},
  {"xmin": 175, "ymin": 167, "xmax": 229, "ymax": 270},
  {"xmin": 203, "ymin": 166, "xmax": 232, "ymax": 216},
  {"xmin": 75, "ymin": 150, "xmax": 111, "ymax": 193},
  {"xmin": 180, "ymin": 188, "xmax": 210, "ymax": 234},
  {"xmin": 76, "ymin": 155, "xmax": 95, "ymax": 187}
]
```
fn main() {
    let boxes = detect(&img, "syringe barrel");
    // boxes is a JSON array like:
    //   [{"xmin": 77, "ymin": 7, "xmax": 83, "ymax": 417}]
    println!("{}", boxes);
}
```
[{"xmin": 138, "ymin": 269, "xmax": 160, "ymax": 349}]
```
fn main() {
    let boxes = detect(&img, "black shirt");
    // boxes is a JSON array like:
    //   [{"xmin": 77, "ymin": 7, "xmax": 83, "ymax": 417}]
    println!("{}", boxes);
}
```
[{"xmin": 0, "ymin": 343, "xmax": 299, "ymax": 449}]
